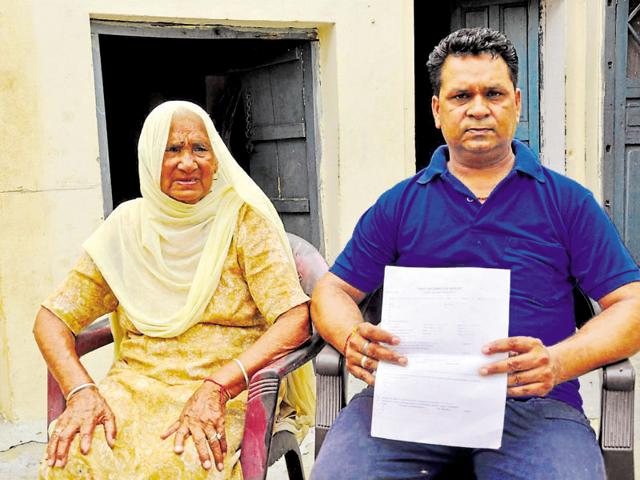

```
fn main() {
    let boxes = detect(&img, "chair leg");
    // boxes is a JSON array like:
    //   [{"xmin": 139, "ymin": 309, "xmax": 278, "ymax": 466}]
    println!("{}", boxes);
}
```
[
  {"xmin": 267, "ymin": 430, "xmax": 306, "ymax": 479},
  {"xmin": 284, "ymin": 446, "xmax": 305, "ymax": 480},
  {"xmin": 314, "ymin": 427, "xmax": 329, "ymax": 457},
  {"xmin": 600, "ymin": 360, "xmax": 635, "ymax": 480},
  {"xmin": 603, "ymin": 450, "xmax": 634, "ymax": 480}
]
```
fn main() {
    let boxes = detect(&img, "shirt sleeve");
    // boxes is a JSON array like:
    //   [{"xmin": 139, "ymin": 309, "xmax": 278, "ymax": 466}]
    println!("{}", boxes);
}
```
[
  {"xmin": 566, "ymin": 192, "xmax": 640, "ymax": 300},
  {"xmin": 330, "ymin": 186, "xmax": 400, "ymax": 293},
  {"xmin": 42, "ymin": 252, "xmax": 119, "ymax": 335},
  {"xmin": 236, "ymin": 206, "xmax": 310, "ymax": 325}
]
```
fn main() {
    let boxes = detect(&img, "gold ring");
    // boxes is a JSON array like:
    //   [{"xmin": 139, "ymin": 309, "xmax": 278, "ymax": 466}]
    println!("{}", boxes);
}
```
[{"xmin": 362, "ymin": 340, "xmax": 370, "ymax": 356}]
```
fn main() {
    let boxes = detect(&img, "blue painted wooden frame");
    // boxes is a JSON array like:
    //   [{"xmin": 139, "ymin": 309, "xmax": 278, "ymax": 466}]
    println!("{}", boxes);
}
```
[{"xmin": 605, "ymin": 0, "xmax": 640, "ymax": 262}]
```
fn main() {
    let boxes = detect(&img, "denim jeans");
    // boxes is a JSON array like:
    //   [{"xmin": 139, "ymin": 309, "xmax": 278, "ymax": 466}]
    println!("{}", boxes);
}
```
[{"xmin": 311, "ymin": 387, "xmax": 605, "ymax": 480}]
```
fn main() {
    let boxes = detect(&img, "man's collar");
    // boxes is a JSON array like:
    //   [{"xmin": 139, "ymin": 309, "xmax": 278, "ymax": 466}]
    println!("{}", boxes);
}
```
[
  {"xmin": 417, "ymin": 145, "xmax": 449, "ymax": 184},
  {"xmin": 417, "ymin": 139, "xmax": 545, "ymax": 185}
]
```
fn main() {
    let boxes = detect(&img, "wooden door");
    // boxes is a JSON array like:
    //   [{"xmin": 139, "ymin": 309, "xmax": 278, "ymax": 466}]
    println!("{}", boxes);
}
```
[
  {"xmin": 238, "ymin": 44, "xmax": 322, "ymax": 250},
  {"xmin": 451, "ymin": 0, "xmax": 540, "ymax": 154},
  {"xmin": 609, "ymin": 0, "xmax": 640, "ymax": 261}
]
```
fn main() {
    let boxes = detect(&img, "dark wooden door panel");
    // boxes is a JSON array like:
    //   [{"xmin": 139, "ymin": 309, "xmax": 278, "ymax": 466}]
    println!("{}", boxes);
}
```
[
  {"xmin": 609, "ymin": 0, "xmax": 640, "ymax": 262},
  {"xmin": 241, "ymin": 45, "xmax": 321, "ymax": 249},
  {"xmin": 625, "ymin": 148, "xmax": 640, "ymax": 259}
]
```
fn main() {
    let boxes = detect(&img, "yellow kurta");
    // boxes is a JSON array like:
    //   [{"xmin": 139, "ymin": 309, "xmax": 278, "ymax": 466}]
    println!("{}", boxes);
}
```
[{"xmin": 39, "ymin": 206, "xmax": 310, "ymax": 480}]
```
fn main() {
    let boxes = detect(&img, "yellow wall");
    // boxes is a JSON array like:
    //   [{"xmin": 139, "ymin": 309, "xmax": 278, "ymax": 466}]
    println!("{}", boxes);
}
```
[
  {"xmin": 564, "ymin": 0, "xmax": 605, "ymax": 200},
  {"xmin": 0, "ymin": 0, "xmax": 415, "ymax": 426}
]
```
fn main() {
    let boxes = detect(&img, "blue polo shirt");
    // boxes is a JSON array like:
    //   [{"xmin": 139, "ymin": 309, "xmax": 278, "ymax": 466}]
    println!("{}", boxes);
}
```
[{"xmin": 331, "ymin": 140, "xmax": 640, "ymax": 411}]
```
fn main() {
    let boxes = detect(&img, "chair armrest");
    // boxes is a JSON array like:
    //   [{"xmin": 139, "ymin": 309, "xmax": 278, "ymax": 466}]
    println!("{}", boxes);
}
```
[
  {"xmin": 315, "ymin": 343, "xmax": 344, "ymax": 376},
  {"xmin": 74, "ymin": 317, "xmax": 114, "ymax": 358},
  {"xmin": 240, "ymin": 333, "xmax": 325, "ymax": 480},
  {"xmin": 600, "ymin": 359, "xmax": 635, "ymax": 480},
  {"xmin": 250, "ymin": 333, "xmax": 325, "ymax": 382},
  {"xmin": 603, "ymin": 359, "xmax": 635, "ymax": 391}
]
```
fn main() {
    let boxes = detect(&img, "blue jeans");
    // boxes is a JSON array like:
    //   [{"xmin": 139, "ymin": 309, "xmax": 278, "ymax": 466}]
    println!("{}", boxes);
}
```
[{"xmin": 311, "ymin": 387, "xmax": 605, "ymax": 480}]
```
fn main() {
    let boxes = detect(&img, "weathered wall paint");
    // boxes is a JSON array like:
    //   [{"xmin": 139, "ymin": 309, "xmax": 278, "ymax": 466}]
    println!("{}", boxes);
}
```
[
  {"xmin": 0, "ymin": 0, "xmax": 414, "ymax": 436},
  {"xmin": 540, "ymin": 0, "xmax": 567, "ymax": 173},
  {"xmin": 565, "ymin": 0, "xmax": 605, "ymax": 200}
]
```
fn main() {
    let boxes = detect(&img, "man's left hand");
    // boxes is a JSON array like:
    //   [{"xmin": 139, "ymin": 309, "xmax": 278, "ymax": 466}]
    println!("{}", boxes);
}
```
[{"xmin": 480, "ymin": 336, "xmax": 562, "ymax": 397}]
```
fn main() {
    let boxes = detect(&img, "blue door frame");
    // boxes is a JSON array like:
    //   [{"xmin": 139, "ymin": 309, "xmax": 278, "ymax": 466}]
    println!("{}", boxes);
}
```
[{"xmin": 604, "ymin": 0, "xmax": 640, "ymax": 262}]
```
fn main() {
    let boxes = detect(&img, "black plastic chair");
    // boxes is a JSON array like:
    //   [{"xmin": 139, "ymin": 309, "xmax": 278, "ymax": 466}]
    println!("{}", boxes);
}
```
[{"xmin": 314, "ymin": 286, "xmax": 635, "ymax": 480}]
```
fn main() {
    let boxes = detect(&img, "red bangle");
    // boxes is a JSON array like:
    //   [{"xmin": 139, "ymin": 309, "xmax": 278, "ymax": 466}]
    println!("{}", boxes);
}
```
[
  {"xmin": 343, "ymin": 324, "xmax": 361, "ymax": 355},
  {"xmin": 204, "ymin": 377, "xmax": 231, "ymax": 401}
]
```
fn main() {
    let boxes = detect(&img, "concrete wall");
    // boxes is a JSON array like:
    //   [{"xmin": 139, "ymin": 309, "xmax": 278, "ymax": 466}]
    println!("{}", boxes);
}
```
[
  {"xmin": 540, "ymin": 0, "xmax": 605, "ymax": 202},
  {"xmin": 564, "ymin": 0, "xmax": 606, "ymax": 200},
  {"xmin": 0, "ymin": 0, "xmax": 110, "ymax": 443},
  {"xmin": 0, "ymin": 0, "xmax": 414, "ymax": 439}
]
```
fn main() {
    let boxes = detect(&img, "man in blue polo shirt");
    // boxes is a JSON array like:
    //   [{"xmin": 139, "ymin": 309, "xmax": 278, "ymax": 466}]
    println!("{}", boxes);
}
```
[{"xmin": 310, "ymin": 28, "xmax": 640, "ymax": 479}]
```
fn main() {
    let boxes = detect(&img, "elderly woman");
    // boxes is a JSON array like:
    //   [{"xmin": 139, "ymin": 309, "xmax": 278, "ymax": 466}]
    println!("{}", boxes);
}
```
[{"xmin": 33, "ymin": 101, "xmax": 314, "ymax": 479}]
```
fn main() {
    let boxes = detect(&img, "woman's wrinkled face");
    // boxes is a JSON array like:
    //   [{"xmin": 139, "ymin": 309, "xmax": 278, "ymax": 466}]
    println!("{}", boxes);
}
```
[{"xmin": 160, "ymin": 110, "xmax": 218, "ymax": 204}]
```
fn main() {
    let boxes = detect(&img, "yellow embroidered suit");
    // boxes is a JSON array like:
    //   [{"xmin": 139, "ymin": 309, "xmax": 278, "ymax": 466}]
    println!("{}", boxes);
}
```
[{"xmin": 39, "ymin": 206, "xmax": 310, "ymax": 479}]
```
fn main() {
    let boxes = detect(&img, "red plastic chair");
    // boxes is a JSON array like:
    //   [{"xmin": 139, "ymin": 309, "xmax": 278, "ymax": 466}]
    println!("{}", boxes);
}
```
[{"xmin": 47, "ymin": 232, "xmax": 328, "ymax": 480}]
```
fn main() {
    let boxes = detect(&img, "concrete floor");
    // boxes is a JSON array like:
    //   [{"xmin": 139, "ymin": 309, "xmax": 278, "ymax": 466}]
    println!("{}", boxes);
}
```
[
  {"xmin": 0, "ymin": 441, "xmax": 45, "ymax": 480},
  {"xmin": 4, "ymin": 374, "xmax": 636, "ymax": 479},
  {"xmin": 0, "ymin": 377, "xmax": 364, "ymax": 480},
  {"xmin": 0, "ymin": 432, "xmax": 315, "ymax": 480}
]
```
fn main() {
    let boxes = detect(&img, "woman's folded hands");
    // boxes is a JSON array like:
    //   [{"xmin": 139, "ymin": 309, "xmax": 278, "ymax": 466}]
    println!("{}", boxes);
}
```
[
  {"xmin": 161, "ymin": 381, "xmax": 228, "ymax": 471},
  {"xmin": 46, "ymin": 388, "xmax": 117, "ymax": 468}
]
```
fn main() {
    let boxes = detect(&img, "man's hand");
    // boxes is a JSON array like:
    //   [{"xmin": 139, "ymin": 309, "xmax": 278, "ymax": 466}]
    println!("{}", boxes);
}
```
[
  {"xmin": 479, "ymin": 336, "xmax": 562, "ymax": 397},
  {"xmin": 161, "ymin": 381, "xmax": 227, "ymax": 472},
  {"xmin": 345, "ymin": 322, "xmax": 407, "ymax": 385},
  {"xmin": 46, "ymin": 388, "xmax": 117, "ymax": 468}
]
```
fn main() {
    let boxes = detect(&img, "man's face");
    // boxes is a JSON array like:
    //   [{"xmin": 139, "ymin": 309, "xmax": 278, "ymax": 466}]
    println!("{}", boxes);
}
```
[{"xmin": 431, "ymin": 53, "xmax": 521, "ymax": 160}]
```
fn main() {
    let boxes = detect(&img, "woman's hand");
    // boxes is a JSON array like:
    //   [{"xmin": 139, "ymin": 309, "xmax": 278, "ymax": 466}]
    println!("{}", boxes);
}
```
[
  {"xmin": 345, "ymin": 322, "xmax": 408, "ymax": 385},
  {"xmin": 161, "ymin": 382, "xmax": 227, "ymax": 471},
  {"xmin": 46, "ymin": 388, "xmax": 117, "ymax": 468}
]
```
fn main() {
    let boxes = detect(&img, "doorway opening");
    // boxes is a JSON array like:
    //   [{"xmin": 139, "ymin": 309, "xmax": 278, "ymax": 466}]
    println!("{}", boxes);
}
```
[
  {"xmin": 92, "ymin": 23, "xmax": 322, "ymax": 250},
  {"xmin": 414, "ymin": 1, "xmax": 453, "ymax": 172}
]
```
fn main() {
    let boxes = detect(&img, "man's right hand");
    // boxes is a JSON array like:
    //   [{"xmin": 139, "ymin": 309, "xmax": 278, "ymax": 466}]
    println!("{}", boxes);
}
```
[
  {"xmin": 46, "ymin": 388, "xmax": 117, "ymax": 468},
  {"xmin": 345, "ymin": 322, "xmax": 408, "ymax": 385}
]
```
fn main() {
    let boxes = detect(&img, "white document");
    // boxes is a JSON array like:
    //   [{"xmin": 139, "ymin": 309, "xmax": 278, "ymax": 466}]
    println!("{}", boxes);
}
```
[{"xmin": 371, "ymin": 266, "xmax": 510, "ymax": 449}]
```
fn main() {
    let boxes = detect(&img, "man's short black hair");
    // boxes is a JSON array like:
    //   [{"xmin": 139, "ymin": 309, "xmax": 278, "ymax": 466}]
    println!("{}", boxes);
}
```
[{"xmin": 427, "ymin": 27, "xmax": 519, "ymax": 96}]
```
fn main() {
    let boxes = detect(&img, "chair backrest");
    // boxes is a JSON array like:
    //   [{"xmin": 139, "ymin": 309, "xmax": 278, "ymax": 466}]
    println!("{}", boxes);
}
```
[
  {"xmin": 573, "ymin": 286, "xmax": 597, "ymax": 329},
  {"xmin": 286, "ymin": 232, "xmax": 328, "ymax": 296},
  {"xmin": 359, "ymin": 286, "xmax": 384, "ymax": 325}
]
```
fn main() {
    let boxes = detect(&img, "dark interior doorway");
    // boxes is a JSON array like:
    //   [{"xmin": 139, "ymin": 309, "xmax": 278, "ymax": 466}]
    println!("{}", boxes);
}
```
[
  {"xmin": 100, "ymin": 36, "xmax": 299, "ymax": 204},
  {"xmin": 414, "ymin": 1, "xmax": 452, "ymax": 172},
  {"xmin": 95, "ymin": 28, "xmax": 321, "ymax": 249}
]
